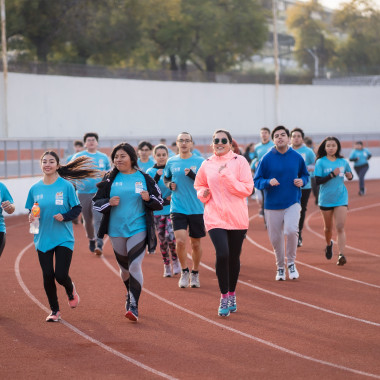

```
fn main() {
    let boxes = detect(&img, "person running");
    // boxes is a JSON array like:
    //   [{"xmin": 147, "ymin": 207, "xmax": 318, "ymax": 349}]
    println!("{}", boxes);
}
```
[
  {"xmin": 349, "ymin": 141, "xmax": 371, "ymax": 196},
  {"xmin": 251, "ymin": 127, "xmax": 275, "ymax": 218},
  {"xmin": 137, "ymin": 141, "xmax": 155, "ymax": 172},
  {"xmin": 194, "ymin": 130, "xmax": 253, "ymax": 317},
  {"xmin": 93, "ymin": 143, "xmax": 163, "ymax": 322},
  {"xmin": 164, "ymin": 132, "xmax": 205, "ymax": 288},
  {"xmin": 147, "ymin": 144, "xmax": 179, "ymax": 277},
  {"xmin": 254, "ymin": 126, "xmax": 309, "ymax": 281},
  {"xmin": 73, "ymin": 132, "xmax": 110, "ymax": 255},
  {"xmin": 0, "ymin": 183, "xmax": 15, "ymax": 258},
  {"xmin": 304, "ymin": 137, "xmax": 320, "ymax": 205},
  {"xmin": 290, "ymin": 127, "xmax": 316, "ymax": 247},
  {"xmin": 315, "ymin": 137, "xmax": 353, "ymax": 266},
  {"xmin": 25, "ymin": 151, "xmax": 98, "ymax": 322}
]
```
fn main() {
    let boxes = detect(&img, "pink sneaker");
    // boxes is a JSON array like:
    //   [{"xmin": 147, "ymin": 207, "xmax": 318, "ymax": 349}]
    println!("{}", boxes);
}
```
[
  {"xmin": 68, "ymin": 282, "xmax": 80, "ymax": 308},
  {"xmin": 46, "ymin": 310, "xmax": 61, "ymax": 322}
]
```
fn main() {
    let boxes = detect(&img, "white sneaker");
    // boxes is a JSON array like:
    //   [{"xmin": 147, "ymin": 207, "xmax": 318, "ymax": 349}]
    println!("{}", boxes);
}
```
[
  {"xmin": 288, "ymin": 263, "xmax": 299, "ymax": 280},
  {"xmin": 163, "ymin": 264, "xmax": 172, "ymax": 278},
  {"xmin": 178, "ymin": 271, "xmax": 190, "ymax": 288},
  {"xmin": 172, "ymin": 259, "xmax": 181, "ymax": 275},
  {"xmin": 190, "ymin": 272, "xmax": 200, "ymax": 288},
  {"xmin": 275, "ymin": 268, "xmax": 286, "ymax": 281}
]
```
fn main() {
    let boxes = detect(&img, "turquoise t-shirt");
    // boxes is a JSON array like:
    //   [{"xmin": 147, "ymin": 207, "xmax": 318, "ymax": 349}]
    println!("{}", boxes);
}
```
[
  {"xmin": 0, "ymin": 183, "xmax": 14, "ymax": 233},
  {"xmin": 251, "ymin": 141, "xmax": 275, "ymax": 171},
  {"xmin": 25, "ymin": 177, "xmax": 80, "ymax": 252},
  {"xmin": 293, "ymin": 145, "xmax": 316, "ymax": 190},
  {"xmin": 146, "ymin": 167, "xmax": 171, "ymax": 216},
  {"xmin": 138, "ymin": 157, "xmax": 155, "ymax": 173},
  {"xmin": 349, "ymin": 148, "xmax": 371, "ymax": 167},
  {"xmin": 108, "ymin": 171, "xmax": 147, "ymax": 237},
  {"xmin": 164, "ymin": 154, "xmax": 205, "ymax": 215},
  {"xmin": 72, "ymin": 150, "xmax": 110, "ymax": 193},
  {"xmin": 314, "ymin": 157, "xmax": 352, "ymax": 207}
]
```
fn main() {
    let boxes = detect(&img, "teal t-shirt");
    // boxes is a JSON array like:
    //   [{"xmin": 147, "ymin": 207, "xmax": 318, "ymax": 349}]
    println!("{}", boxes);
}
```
[
  {"xmin": 349, "ymin": 148, "xmax": 371, "ymax": 167},
  {"xmin": 293, "ymin": 145, "xmax": 316, "ymax": 189},
  {"xmin": 314, "ymin": 157, "xmax": 352, "ymax": 207},
  {"xmin": 72, "ymin": 151, "xmax": 110, "ymax": 193},
  {"xmin": 251, "ymin": 141, "xmax": 275, "ymax": 171},
  {"xmin": 25, "ymin": 177, "xmax": 80, "ymax": 252},
  {"xmin": 108, "ymin": 171, "xmax": 147, "ymax": 237},
  {"xmin": 0, "ymin": 183, "xmax": 14, "ymax": 233},
  {"xmin": 138, "ymin": 157, "xmax": 155, "ymax": 173},
  {"xmin": 146, "ymin": 167, "xmax": 171, "ymax": 216},
  {"xmin": 164, "ymin": 154, "xmax": 204, "ymax": 215}
]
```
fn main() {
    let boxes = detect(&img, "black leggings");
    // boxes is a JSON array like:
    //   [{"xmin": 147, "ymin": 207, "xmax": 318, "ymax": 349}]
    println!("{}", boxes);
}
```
[
  {"xmin": 0, "ymin": 232, "xmax": 6, "ymax": 258},
  {"xmin": 37, "ymin": 246, "xmax": 74, "ymax": 312},
  {"xmin": 208, "ymin": 228, "xmax": 247, "ymax": 294},
  {"xmin": 299, "ymin": 188, "xmax": 312, "ymax": 235}
]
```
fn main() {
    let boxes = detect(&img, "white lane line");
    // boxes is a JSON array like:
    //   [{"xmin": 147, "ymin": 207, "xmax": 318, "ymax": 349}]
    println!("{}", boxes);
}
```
[
  {"xmin": 101, "ymin": 255, "xmax": 380, "ymax": 379},
  {"xmin": 14, "ymin": 243, "xmax": 177, "ymax": 380},
  {"xmin": 245, "ymin": 234, "xmax": 380, "ymax": 289},
  {"xmin": 305, "ymin": 203, "xmax": 380, "ymax": 258}
]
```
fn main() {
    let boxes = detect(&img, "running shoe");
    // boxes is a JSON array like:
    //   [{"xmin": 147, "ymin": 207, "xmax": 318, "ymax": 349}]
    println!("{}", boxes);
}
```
[
  {"xmin": 94, "ymin": 241, "xmax": 103, "ymax": 256},
  {"xmin": 89, "ymin": 240, "xmax": 96, "ymax": 253},
  {"xmin": 68, "ymin": 282, "xmax": 80, "ymax": 308},
  {"xmin": 163, "ymin": 264, "xmax": 172, "ymax": 278},
  {"xmin": 46, "ymin": 310, "xmax": 61, "ymax": 322},
  {"xmin": 218, "ymin": 297, "xmax": 230, "ymax": 317},
  {"xmin": 228, "ymin": 294, "xmax": 237, "ymax": 313},
  {"xmin": 325, "ymin": 241, "xmax": 333, "ymax": 260},
  {"xmin": 275, "ymin": 268, "xmax": 286, "ymax": 281},
  {"xmin": 297, "ymin": 235, "xmax": 303, "ymax": 247},
  {"xmin": 190, "ymin": 272, "xmax": 200, "ymax": 288},
  {"xmin": 125, "ymin": 305, "xmax": 138, "ymax": 322},
  {"xmin": 258, "ymin": 209, "xmax": 264, "ymax": 218},
  {"xmin": 178, "ymin": 270, "xmax": 190, "ymax": 288},
  {"xmin": 288, "ymin": 263, "xmax": 299, "ymax": 280},
  {"xmin": 172, "ymin": 259, "xmax": 181, "ymax": 275},
  {"xmin": 337, "ymin": 253, "xmax": 347, "ymax": 266}
]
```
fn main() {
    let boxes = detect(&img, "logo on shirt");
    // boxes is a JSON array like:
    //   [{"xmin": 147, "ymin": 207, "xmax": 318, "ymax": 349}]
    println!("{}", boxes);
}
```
[
  {"xmin": 55, "ymin": 192, "xmax": 64, "ymax": 205},
  {"xmin": 135, "ymin": 181, "xmax": 144, "ymax": 193},
  {"xmin": 190, "ymin": 166, "xmax": 197, "ymax": 172},
  {"xmin": 173, "ymin": 167, "xmax": 181, "ymax": 173},
  {"xmin": 35, "ymin": 194, "xmax": 44, "ymax": 201},
  {"xmin": 98, "ymin": 159, "xmax": 105, "ymax": 169},
  {"xmin": 114, "ymin": 182, "xmax": 123, "ymax": 187}
]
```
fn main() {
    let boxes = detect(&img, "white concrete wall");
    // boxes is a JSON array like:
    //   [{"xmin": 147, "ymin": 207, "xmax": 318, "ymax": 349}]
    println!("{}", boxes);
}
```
[
  {"xmin": 3, "ymin": 158, "xmax": 380, "ymax": 216},
  {"xmin": 1, "ymin": 72, "xmax": 379, "ymax": 139}
]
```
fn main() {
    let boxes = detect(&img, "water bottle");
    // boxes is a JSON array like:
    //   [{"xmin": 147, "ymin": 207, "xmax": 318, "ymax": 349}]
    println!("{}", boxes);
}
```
[{"xmin": 29, "ymin": 202, "xmax": 40, "ymax": 234}]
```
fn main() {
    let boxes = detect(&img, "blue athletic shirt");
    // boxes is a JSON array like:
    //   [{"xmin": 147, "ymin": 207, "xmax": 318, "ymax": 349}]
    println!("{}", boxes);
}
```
[
  {"xmin": 146, "ymin": 167, "xmax": 171, "ymax": 216},
  {"xmin": 314, "ymin": 156, "xmax": 352, "ymax": 207},
  {"xmin": 25, "ymin": 177, "xmax": 80, "ymax": 252},
  {"xmin": 72, "ymin": 151, "xmax": 110, "ymax": 193},
  {"xmin": 164, "ymin": 154, "xmax": 205, "ymax": 215},
  {"xmin": 349, "ymin": 148, "xmax": 371, "ymax": 167},
  {"xmin": 108, "ymin": 171, "xmax": 147, "ymax": 237},
  {"xmin": 0, "ymin": 183, "xmax": 14, "ymax": 233},
  {"xmin": 138, "ymin": 157, "xmax": 155, "ymax": 173},
  {"xmin": 293, "ymin": 145, "xmax": 316, "ymax": 190}
]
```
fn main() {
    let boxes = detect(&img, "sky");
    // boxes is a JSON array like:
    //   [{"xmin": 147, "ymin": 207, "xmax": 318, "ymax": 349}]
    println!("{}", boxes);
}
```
[{"xmin": 299, "ymin": 0, "xmax": 380, "ymax": 9}]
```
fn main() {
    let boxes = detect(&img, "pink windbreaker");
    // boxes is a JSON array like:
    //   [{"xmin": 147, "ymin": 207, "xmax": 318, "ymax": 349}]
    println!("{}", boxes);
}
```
[{"xmin": 194, "ymin": 150, "xmax": 254, "ymax": 231}]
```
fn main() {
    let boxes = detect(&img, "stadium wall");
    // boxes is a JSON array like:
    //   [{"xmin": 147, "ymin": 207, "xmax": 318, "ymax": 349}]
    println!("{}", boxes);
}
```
[{"xmin": 1, "ymin": 72, "xmax": 379, "ymax": 138}]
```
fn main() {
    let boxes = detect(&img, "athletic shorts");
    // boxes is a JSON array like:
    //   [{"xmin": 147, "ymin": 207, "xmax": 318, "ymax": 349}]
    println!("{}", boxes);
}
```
[
  {"xmin": 170, "ymin": 213, "xmax": 206, "ymax": 238},
  {"xmin": 319, "ymin": 205, "xmax": 348, "ymax": 211}
]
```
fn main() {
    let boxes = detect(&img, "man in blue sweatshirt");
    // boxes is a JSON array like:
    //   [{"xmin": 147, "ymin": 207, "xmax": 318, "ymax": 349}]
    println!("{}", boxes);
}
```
[{"xmin": 254, "ymin": 126, "xmax": 309, "ymax": 281}]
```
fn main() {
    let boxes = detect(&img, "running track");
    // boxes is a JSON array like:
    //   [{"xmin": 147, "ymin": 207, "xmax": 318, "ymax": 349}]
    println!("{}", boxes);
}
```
[{"xmin": 1, "ymin": 180, "xmax": 379, "ymax": 379}]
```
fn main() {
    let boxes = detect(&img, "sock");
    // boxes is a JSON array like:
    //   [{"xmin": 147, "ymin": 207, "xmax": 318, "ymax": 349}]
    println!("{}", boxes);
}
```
[
  {"xmin": 191, "ymin": 270, "xmax": 198, "ymax": 274},
  {"xmin": 182, "ymin": 268, "xmax": 189, "ymax": 273},
  {"xmin": 221, "ymin": 293, "xmax": 228, "ymax": 299},
  {"xmin": 228, "ymin": 291, "xmax": 235, "ymax": 297}
]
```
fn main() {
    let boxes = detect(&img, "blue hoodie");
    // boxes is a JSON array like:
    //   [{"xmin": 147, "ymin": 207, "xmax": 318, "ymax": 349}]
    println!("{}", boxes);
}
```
[{"xmin": 254, "ymin": 147, "xmax": 309, "ymax": 210}]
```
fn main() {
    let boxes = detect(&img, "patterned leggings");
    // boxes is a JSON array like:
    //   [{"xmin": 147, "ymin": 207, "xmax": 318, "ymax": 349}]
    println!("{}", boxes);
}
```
[{"xmin": 153, "ymin": 215, "xmax": 177, "ymax": 265}]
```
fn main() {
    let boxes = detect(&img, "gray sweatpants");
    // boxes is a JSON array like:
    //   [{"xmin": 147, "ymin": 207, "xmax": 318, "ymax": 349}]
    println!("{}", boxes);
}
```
[
  {"xmin": 78, "ymin": 193, "xmax": 103, "ymax": 246},
  {"xmin": 265, "ymin": 202, "xmax": 301, "ymax": 269}
]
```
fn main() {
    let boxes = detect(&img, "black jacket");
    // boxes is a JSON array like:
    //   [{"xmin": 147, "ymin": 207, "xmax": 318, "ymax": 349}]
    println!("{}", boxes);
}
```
[{"xmin": 92, "ymin": 168, "xmax": 163, "ymax": 252}]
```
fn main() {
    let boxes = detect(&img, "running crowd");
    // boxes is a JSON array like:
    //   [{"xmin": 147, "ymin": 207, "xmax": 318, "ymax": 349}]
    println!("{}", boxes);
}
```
[{"xmin": 0, "ymin": 128, "xmax": 372, "ymax": 322}]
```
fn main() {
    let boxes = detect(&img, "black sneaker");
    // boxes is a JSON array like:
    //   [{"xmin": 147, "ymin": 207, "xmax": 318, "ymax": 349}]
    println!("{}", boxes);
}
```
[
  {"xmin": 325, "ymin": 241, "xmax": 333, "ymax": 260},
  {"xmin": 94, "ymin": 241, "xmax": 103, "ymax": 256},
  {"xmin": 89, "ymin": 240, "xmax": 96, "ymax": 253},
  {"xmin": 337, "ymin": 253, "xmax": 347, "ymax": 266},
  {"xmin": 297, "ymin": 236, "xmax": 303, "ymax": 247},
  {"xmin": 125, "ymin": 305, "xmax": 138, "ymax": 322}
]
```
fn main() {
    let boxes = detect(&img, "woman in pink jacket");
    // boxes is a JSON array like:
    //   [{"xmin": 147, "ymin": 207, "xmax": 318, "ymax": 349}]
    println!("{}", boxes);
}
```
[{"xmin": 194, "ymin": 130, "xmax": 254, "ymax": 317}]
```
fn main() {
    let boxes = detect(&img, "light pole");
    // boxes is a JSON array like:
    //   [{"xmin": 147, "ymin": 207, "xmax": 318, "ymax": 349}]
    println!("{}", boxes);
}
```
[
  {"xmin": 272, "ymin": 0, "xmax": 280, "ymax": 125},
  {"xmin": 1, "ymin": 0, "xmax": 8, "ymax": 138},
  {"xmin": 306, "ymin": 48, "xmax": 319, "ymax": 78}
]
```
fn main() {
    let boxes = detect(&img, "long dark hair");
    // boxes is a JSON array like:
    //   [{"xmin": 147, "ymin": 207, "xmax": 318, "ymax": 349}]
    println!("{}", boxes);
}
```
[
  {"xmin": 41, "ymin": 151, "xmax": 100, "ymax": 181},
  {"xmin": 316, "ymin": 137, "xmax": 343, "ymax": 160},
  {"xmin": 110, "ymin": 143, "xmax": 139, "ymax": 169}
]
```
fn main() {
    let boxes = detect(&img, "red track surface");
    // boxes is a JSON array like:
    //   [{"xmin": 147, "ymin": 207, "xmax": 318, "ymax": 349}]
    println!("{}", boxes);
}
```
[{"xmin": 1, "ymin": 180, "xmax": 379, "ymax": 379}]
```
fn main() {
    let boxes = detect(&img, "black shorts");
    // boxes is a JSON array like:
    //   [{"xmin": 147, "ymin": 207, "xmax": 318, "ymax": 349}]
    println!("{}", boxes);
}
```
[
  {"xmin": 320, "ymin": 205, "xmax": 348, "ymax": 211},
  {"xmin": 170, "ymin": 213, "xmax": 206, "ymax": 238}
]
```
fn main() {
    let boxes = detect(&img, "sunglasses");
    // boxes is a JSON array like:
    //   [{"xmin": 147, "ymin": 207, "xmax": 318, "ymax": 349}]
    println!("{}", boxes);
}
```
[{"xmin": 213, "ymin": 138, "xmax": 229, "ymax": 145}]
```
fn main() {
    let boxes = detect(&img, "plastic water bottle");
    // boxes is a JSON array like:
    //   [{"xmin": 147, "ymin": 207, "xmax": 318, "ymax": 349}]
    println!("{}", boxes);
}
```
[{"xmin": 29, "ymin": 202, "xmax": 40, "ymax": 234}]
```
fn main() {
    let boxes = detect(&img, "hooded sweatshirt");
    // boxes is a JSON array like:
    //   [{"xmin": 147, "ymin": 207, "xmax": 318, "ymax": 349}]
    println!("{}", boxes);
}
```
[{"xmin": 194, "ymin": 150, "xmax": 253, "ymax": 231}]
